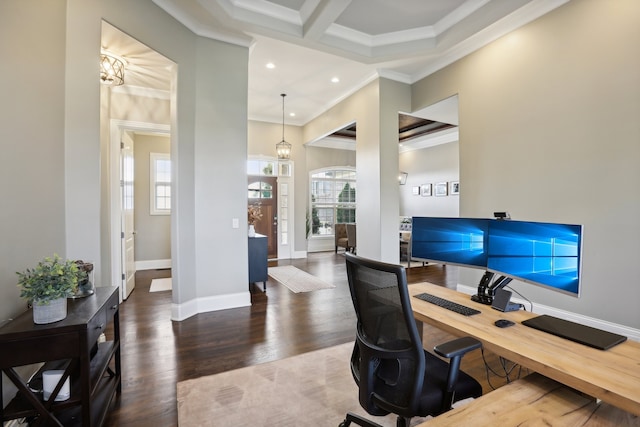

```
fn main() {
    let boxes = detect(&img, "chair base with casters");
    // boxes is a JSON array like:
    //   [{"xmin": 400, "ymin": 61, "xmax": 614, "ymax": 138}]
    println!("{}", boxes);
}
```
[
  {"xmin": 339, "ymin": 412, "xmax": 387, "ymax": 427},
  {"xmin": 341, "ymin": 253, "xmax": 483, "ymax": 427}
]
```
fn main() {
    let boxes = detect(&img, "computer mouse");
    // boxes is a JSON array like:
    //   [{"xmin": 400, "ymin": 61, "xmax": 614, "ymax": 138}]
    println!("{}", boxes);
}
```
[{"xmin": 494, "ymin": 319, "xmax": 515, "ymax": 328}]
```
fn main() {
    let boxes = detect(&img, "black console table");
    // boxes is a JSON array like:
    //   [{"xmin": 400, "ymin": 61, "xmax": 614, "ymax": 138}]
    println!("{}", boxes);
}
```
[
  {"xmin": 0, "ymin": 286, "xmax": 121, "ymax": 426},
  {"xmin": 248, "ymin": 234, "xmax": 268, "ymax": 291}
]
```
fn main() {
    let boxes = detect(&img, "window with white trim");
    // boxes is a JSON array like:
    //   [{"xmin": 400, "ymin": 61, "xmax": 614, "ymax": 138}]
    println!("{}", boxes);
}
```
[
  {"xmin": 150, "ymin": 152, "xmax": 171, "ymax": 215},
  {"xmin": 310, "ymin": 168, "xmax": 356, "ymax": 236}
]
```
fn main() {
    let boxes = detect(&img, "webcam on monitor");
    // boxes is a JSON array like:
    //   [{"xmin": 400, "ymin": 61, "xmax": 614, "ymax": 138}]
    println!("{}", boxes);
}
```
[{"xmin": 494, "ymin": 211, "xmax": 510, "ymax": 220}]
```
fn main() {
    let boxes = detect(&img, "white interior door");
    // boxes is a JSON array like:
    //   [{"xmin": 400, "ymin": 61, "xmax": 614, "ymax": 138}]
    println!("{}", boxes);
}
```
[{"xmin": 121, "ymin": 133, "xmax": 136, "ymax": 298}]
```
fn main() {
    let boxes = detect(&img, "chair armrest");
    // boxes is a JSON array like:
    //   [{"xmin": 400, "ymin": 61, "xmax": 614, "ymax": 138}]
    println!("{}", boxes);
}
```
[
  {"xmin": 433, "ymin": 336, "xmax": 481, "ymax": 359},
  {"xmin": 434, "ymin": 336, "xmax": 483, "ymax": 413}
]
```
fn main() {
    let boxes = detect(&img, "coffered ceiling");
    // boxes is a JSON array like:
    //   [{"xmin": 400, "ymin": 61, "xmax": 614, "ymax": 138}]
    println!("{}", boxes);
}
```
[{"xmin": 104, "ymin": 0, "xmax": 568, "ymax": 138}]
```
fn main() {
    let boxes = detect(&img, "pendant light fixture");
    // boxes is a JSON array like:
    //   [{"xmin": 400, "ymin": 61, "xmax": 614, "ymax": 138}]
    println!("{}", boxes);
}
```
[
  {"xmin": 100, "ymin": 51, "xmax": 125, "ymax": 86},
  {"xmin": 276, "ymin": 93, "xmax": 292, "ymax": 159}
]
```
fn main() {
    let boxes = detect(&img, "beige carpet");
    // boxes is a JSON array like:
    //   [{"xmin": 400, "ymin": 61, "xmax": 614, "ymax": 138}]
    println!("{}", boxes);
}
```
[
  {"xmin": 149, "ymin": 277, "xmax": 172, "ymax": 292},
  {"xmin": 267, "ymin": 265, "xmax": 336, "ymax": 293},
  {"xmin": 177, "ymin": 343, "xmax": 436, "ymax": 426}
]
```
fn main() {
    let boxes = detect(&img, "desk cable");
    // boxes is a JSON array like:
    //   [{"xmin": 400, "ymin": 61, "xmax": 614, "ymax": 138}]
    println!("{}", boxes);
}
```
[
  {"xmin": 505, "ymin": 285, "xmax": 533, "ymax": 312},
  {"xmin": 481, "ymin": 348, "xmax": 531, "ymax": 390},
  {"xmin": 481, "ymin": 286, "xmax": 534, "ymax": 389}
]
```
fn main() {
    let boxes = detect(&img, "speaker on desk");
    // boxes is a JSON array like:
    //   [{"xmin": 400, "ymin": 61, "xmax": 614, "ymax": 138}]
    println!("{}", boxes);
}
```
[{"xmin": 491, "ymin": 288, "xmax": 520, "ymax": 312}]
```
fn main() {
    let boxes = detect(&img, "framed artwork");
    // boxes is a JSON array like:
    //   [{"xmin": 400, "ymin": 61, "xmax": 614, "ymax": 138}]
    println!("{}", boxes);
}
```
[
  {"xmin": 412, "ymin": 186, "xmax": 421, "ymax": 196},
  {"xmin": 450, "ymin": 181, "xmax": 460, "ymax": 195},
  {"xmin": 420, "ymin": 183, "xmax": 432, "ymax": 197},
  {"xmin": 435, "ymin": 182, "xmax": 448, "ymax": 196}
]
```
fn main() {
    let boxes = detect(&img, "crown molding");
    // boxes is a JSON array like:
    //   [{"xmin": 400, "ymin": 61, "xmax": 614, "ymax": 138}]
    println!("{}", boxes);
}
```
[
  {"xmin": 399, "ymin": 127, "xmax": 459, "ymax": 153},
  {"xmin": 153, "ymin": 0, "xmax": 253, "ymax": 47},
  {"xmin": 410, "ymin": 0, "xmax": 570, "ymax": 83}
]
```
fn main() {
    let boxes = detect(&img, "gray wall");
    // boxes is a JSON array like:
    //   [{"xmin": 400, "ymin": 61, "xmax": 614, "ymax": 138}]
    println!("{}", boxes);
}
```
[
  {"xmin": 306, "ymin": 146, "xmax": 356, "ymax": 172},
  {"xmin": 412, "ymin": 0, "xmax": 640, "ymax": 329},
  {"xmin": 134, "ymin": 134, "xmax": 171, "ymax": 262},
  {"xmin": 0, "ymin": 0, "xmax": 67, "ymax": 321},
  {"xmin": 0, "ymin": 0, "xmax": 68, "ymax": 407},
  {"xmin": 1, "ymin": 0, "xmax": 251, "ymax": 328},
  {"xmin": 399, "ymin": 142, "xmax": 459, "ymax": 218}
]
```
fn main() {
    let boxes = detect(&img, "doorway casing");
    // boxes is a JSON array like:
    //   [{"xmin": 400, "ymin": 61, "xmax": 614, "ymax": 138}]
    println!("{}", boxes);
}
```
[{"xmin": 109, "ymin": 119, "xmax": 170, "ymax": 302}]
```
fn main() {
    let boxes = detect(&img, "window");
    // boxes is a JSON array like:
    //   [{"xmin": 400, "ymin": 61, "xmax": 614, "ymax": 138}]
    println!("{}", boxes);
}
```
[
  {"xmin": 247, "ymin": 159, "xmax": 276, "ymax": 177},
  {"xmin": 122, "ymin": 156, "xmax": 134, "ymax": 210},
  {"xmin": 310, "ymin": 168, "xmax": 356, "ymax": 236},
  {"xmin": 248, "ymin": 181, "xmax": 272, "ymax": 199},
  {"xmin": 150, "ymin": 152, "xmax": 171, "ymax": 215}
]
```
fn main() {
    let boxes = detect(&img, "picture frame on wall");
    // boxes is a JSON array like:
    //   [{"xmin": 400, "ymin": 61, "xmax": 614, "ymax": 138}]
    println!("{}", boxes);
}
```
[
  {"xmin": 450, "ymin": 181, "xmax": 460, "ymax": 195},
  {"xmin": 412, "ymin": 186, "xmax": 420, "ymax": 196},
  {"xmin": 435, "ymin": 182, "xmax": 448, "ymax": 196},
  {"xmin": 420, "ymin": 183, "xmax": 432, "ymax": 196}
]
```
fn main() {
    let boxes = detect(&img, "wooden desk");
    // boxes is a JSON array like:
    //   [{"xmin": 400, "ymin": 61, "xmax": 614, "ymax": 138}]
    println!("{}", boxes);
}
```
[
  {"xmin": 420, "ymin": 373, "xmax": 640, "ymax": 426},
  {"xmin": 409, "ymin": 283, "xmax": 640, "ymax": 416}
]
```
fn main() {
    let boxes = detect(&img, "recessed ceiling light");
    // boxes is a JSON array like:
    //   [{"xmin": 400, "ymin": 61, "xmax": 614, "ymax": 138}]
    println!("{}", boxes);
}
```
[
  {"xmin": 266, "ymin": 62, "xmax": 275, "ymax": 69},
  {"xmin": 289, "ymin": 112, "xmax": 296, "ymax": 117},
  {"xmin": 331, "ymin": 77, "xmax": 340, "ymax": 83}
]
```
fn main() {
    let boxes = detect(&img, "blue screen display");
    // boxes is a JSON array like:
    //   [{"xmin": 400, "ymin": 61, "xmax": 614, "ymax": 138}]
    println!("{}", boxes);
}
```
[
  {"xmin": 487, "ymin": 220, "xmax": 582, "ymax": 295},
  {"xmin": 411, "ymin": 217, "xmax": 489, "ymax": 268},
  {"xmin": 410, "ymin": 217, "xmax": 583, "ymax": 296}
]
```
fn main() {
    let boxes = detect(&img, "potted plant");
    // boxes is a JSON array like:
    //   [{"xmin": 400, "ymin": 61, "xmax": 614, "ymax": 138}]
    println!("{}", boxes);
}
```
[
  {"xmin": 16, "ymin": 254, "xmax": 86, "ymax": 324},
  {"xmin": 248, "ymin": 203, "xmax": 263, "ymax": 237}
]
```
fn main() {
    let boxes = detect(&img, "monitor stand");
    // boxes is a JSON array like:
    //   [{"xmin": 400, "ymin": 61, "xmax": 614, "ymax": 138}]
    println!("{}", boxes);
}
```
[{"xmin": 471, "ymin": 272, "xmax": 512, "ymax": 305}]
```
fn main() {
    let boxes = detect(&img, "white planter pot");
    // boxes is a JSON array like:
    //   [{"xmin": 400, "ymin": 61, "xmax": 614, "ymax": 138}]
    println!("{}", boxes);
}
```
[
  {"xmin": 33, "ymin": 297, "xmax": 67, "ymax": 324},
  {"xmin": 248, "ymin": 224, "xmax": 256, "ymax": 237}
]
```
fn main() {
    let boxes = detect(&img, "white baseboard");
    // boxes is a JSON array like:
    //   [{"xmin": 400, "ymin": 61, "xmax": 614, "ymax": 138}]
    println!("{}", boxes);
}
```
[
  {"xmin": 457, "ymin": 284, "xmax": 640, "ymax": 342},
  {"xmin": 292, "ymin": 250, "xmax": 307, "ymax": 259},
  {"xmin": 135, "ymin": 259, "xmax": 171, "ymax": 271},
  {"xmin": 307, "ymin": 236, "xmax": 334, "ymax": 253},
  {"xmin": 171, "ymin": 292, "xmax": 251, "ymax": 321}
]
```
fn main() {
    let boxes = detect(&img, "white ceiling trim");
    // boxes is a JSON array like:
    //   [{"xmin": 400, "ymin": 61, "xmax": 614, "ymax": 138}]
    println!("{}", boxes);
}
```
[
  {"xmin": 298, "ymin": 70, "xmax": 381, "ymax": 125},
  {"xmin": 433, "ymin": 0, "xmax": 492, "ymax": 34},
  {"xmin": 325, "ymin": 0, "xmax": 492, "ymax": 49},
  {"xmin": 302, "ymin": 0, "xmax": 350, "ymax": 41},
  {"xmin": 145, "ymin": 0, "xmax": 571, "ymax": 125},
  {"xmin": 400, "ymin": 128, "xmax": 459, "ymax": 154},
  {"xmin": 307, "ymin": 136, "xmax": 355, "ymax": 151},
  {"xmin": 153, "ymin": 0, "xmax": 253, "ymax": 47},
  {"xmin": 409, "ymin": 0, "xmax": 571, "ymax": 84},
  {"xmin": 305, "ymin": 126, "xmax": 460, "ymax": 153},
  {"xmin": 231, "ymin": 0, "xmax": 302, "ymax": 25}
]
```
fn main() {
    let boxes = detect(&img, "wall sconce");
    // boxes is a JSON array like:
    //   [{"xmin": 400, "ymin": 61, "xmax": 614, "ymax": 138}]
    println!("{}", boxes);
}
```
[{"xmin": 398, "ymin": 172, "xmax": 408, "ymax": 185}]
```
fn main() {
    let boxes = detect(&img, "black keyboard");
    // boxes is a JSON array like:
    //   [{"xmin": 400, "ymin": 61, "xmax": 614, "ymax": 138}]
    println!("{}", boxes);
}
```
[{"xmin": 414, "ymin": 292, "xmax": 481, "ymax": 316}]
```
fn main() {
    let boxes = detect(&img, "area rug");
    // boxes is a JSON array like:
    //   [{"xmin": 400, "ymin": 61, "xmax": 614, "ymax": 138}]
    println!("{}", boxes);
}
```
[
  {"xmin": 267, "ymin": 265, "xmax": 336, "ymax": 293},
  {"xmin": 149, "ymin": 277, "xmax": 172, "ymax": 292},
  {"xmin": 176, "ymin": 343, "xmax": 435, "ymax": 426}
]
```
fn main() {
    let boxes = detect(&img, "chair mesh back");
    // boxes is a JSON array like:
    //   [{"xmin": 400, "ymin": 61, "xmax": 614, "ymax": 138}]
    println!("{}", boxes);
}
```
[
  {"xmin": 350, "ymin": 263, "xmax": 410, "ymax": 347},
  {"xmin": 346, "ymin": 254, "xmax": 424, "ymax": 414}
]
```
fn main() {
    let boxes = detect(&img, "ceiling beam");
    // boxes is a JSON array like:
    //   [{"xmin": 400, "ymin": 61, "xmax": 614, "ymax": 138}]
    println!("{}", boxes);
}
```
[{"xmin": 302, "ymin": 0, "xmax": 352, "ymax": 41}]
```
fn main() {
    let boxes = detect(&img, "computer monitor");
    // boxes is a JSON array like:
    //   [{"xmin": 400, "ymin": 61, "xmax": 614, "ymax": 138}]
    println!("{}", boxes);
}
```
[
  {"xmin": 486, "ymin": 220, "xmax": 583, "ymax": 296},
  {"xmin": 411, "ymin": 217, "xmax": 489, "ymax": 269}
]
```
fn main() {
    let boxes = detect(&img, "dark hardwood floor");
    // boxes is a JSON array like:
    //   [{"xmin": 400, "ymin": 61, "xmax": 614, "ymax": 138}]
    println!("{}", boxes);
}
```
[{"xmin": 105, "ymin": 252, "xmax": 514, "ymax": 426}]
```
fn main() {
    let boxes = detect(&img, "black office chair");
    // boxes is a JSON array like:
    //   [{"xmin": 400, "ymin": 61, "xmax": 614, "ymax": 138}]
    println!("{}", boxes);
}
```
[{"xmin": 340, "ymin": 252, "xmax": 483, "ymax": 427}]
